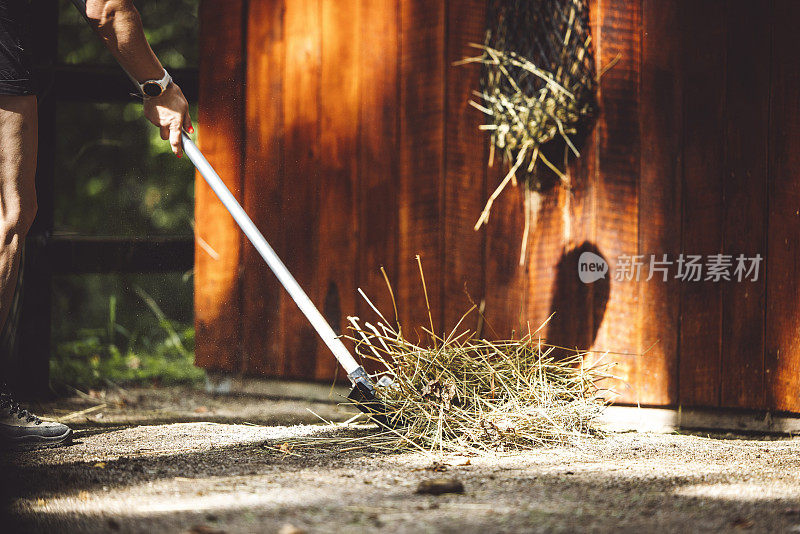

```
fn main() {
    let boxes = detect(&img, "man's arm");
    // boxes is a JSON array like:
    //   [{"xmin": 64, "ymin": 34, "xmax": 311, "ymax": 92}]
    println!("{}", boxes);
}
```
[{"xmin": 85, "ymin": 0, "xmax": 192, "ymax": 157}]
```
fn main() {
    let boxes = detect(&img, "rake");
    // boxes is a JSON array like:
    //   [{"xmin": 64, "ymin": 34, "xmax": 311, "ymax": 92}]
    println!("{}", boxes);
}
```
[{"xmin": 69, "ymin": 0, "xmax": 390, "ymax": 427}]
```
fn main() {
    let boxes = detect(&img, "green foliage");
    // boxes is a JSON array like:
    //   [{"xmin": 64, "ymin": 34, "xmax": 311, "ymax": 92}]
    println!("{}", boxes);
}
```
[
  {"xmin": 50, "ymin": 326, "xmax": 203, "ymax": 389},
  {"xmin": 50, "ymin": 280, "xmax": 203, "ymax": 389},
  {"xmin": 55, "ymin": 101, "xmax": 197, "ymax": 236},
  {"xmin": 55, "ymin": 0, "xmax": 199, "ymax": 236},
  {"xmin": 49, "ymin": 0, "xmax": 202, "ymax": 388}
]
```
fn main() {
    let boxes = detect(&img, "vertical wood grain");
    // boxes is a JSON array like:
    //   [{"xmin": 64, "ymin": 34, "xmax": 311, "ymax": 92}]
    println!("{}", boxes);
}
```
[
  {"xmin": 195, "ymin": 0, "xmax": 246, "ymax": 372},
  {"xmin": 545, "ymin": 0, "xmax": 601, "ymax": 360},
  {"xmin": 577, "ymin": 0, "xmax": 599, "ymax": 257},
  {"xmin": 242, "ymin": 0, "xmax": 285, "ymax": 377},
  {"xmin": 398, "ymin": 0, "xmax": 446, "ymax": 339},
  {"xmin": 483, "ymin": 167, "xmax": 527, "ymax": 339},
  {"xmin": 526, "ymin": 168, "xmax": 566, "ymax": 338},
  {"xmin": 592, "ymin": 0, "xmax": 641, "ymax": 403},
  {"xmin": 281, "ymin": 0, "xmax": 322, "ymax": 378},
  {"xmin": 637, "ymin": 0, "xmax": 682, "ymax": 404},
  {"xmin": 678, "ymin": 0, "xmax": 726, "ymax": 407},
  {"xmin": 316, "ymin": 0, "xmax": 360, "ymax": 380},
  {"xmin": 766, "ymin": 0, "xmax": 800, "ymax": 413},
  {"xmin": 720, "ymin": 0, "xmax": 770, "ymax": 409},
  {"xmin": 357, "ymin": 0, "xmax": 400, "ymax": 340},
  {"xmin": 533, "ymin": 2, "xmax": 605, "ymax": 362},
  {"xmin": 444, "ymin": 0, "xmax": 487, "ymax": 334}
]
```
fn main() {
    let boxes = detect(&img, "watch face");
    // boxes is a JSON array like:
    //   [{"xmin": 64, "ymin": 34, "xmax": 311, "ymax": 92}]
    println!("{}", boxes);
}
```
[{"xmin": 143, "ymin": 81, "xmax": 163, "ymax": 97}]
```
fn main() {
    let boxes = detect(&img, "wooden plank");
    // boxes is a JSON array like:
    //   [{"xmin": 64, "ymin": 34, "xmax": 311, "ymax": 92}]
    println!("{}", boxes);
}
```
[
  {"xmin": 678, "ymin": 0, "xmax": 726, "ymax": 408},
  {"xmin": 546, "ymin": 0, "xmax": 601, "ymax": 358},
  {"xmin": 194, "ymin": 0, "xmax": 245, "ymax": 373},
  {"xmin": 443, "ymin": 0, "xmax": 487, "ymax": 334},
  {"xmin": 547, "ymin": 156, "xmax": 602, "ymax": 354},
  {"xmin": 591, "ymin": 0, "xmax": 641, "ymax": 403},
  {"xmin": 356, "ymin": 0, "xmax": 399, "ymax": 344},
  {"xmin": 720, "ymin": 0, "xmax": 770, "ymax": 409},
  {"xmin": 527, "ymin": 162, "xmax": 566, "ymax": 339},
  {"xmin": 315, "ymin": 0, "xmax": 360, "ymax": 380},
  {"xmin": 242, "ymin": 0, "xmax": 285, "ymax": 377},
  {"xmin": 766, "ymin": 0, "xmax": 800, "ymax": 414},
  {"xmin": 636, "ymin": 0, "xmax": 682, "ymax": 405},
  {"xmin": 280, "ymin": 0, "xmax": 321, "ymax": 379},
  {"xmin": 483, "ymin": 169, "xmax": 527, "ymax": 339},
  {"xmin": 398, "ymin": 0, "xmax": 446, "ymax": 340},
  {"xmin": 517, "ymin": 1, "xmax": 602, "ymax": 339}
]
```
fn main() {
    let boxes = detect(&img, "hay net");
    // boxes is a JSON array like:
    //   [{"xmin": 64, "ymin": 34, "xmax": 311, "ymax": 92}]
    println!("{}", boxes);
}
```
[
  {"xmin": 480, "ymin": 0, "xmax": 595, "ymax": 179},
  {"xmin": 466, "ymin": 0, "xmax": 597, "ymax": 257}
]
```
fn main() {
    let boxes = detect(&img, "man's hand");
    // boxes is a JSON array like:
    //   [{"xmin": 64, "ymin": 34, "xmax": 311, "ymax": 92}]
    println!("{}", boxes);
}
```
[{"xmin": 143, "ymin": 83, "xmax": 193, "ymax": 158}]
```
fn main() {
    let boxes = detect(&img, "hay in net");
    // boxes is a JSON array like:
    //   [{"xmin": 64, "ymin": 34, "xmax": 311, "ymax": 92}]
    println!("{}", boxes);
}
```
[
  {"xmin": 459, "ymin": 0, "xmax": 597, "ymax": 264},
  {"xmin": 344, "ymin": 263, "xmax": 614, "ymax": 454}
]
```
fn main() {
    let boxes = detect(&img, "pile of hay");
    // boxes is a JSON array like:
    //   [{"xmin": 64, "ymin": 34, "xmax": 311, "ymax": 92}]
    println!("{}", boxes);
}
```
[{"xmin": 345, "ymin": 267, "xmax": 614, "ymax": 454}]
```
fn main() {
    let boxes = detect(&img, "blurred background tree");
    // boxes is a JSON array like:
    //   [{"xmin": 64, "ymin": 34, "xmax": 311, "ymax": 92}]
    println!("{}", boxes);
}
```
[
  {"xmin": 55, "ymin": 0, "xmax": 198, "ymax": 236},
  {"xmin": 50, "ymin": 0, "xmax": 202, "ymax": 389}
]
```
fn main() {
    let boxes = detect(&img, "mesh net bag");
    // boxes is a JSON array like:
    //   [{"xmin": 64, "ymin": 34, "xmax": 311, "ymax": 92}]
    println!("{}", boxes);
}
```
[{"xmin": 462, "ymin": 0, "xmax": 597, "ymax": 263}]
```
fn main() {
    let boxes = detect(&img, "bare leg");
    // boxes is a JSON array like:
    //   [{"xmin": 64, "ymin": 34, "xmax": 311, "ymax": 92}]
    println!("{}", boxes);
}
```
[
  {"xmin": 0, "ymin": 95, "xmax": 38, "ymax": 334},
  {"xmin": 0, "ymin": 97, "xmax": 72, "ymax": 447}
]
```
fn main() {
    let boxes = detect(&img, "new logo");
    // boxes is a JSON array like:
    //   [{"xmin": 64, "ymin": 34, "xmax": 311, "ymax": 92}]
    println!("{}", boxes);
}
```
[{"xmin": 578, "ymin": 251, "xmax": 608, "ymax": 283}]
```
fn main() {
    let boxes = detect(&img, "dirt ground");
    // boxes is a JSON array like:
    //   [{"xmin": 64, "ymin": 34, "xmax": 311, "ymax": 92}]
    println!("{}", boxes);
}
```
[{"xmin": 3, "ymin": 386, "xmax": 800, "ymax": 533}]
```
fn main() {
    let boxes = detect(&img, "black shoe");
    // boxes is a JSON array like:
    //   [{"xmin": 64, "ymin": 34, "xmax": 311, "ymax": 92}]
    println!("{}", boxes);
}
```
[{"xmin": 0, "ymin": 390, "xmax": 72, "ymax": 449}]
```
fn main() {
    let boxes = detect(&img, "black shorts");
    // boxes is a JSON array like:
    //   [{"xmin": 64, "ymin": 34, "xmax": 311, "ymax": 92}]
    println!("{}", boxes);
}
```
[{"xmin": 0, "ymin": 0, "xmax": 33, "ymax": 96}]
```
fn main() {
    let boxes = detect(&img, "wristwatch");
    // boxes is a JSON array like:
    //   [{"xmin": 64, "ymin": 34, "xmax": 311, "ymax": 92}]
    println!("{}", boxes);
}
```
[{"xmin": 138, "ymin": 69, "xmax": 172, "ymax": 98}]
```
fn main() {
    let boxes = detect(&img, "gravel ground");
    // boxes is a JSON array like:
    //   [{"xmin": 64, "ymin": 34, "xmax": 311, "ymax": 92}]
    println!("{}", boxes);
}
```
[{"xmin": 2, "ymin": 387, "xmax": 800, "ymax": 533}]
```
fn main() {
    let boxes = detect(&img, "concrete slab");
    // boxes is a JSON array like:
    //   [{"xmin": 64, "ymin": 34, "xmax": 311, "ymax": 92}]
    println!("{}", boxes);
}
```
[{"xmin": 3, "ymin": 386, "xmax": 800, "ymax": 533}]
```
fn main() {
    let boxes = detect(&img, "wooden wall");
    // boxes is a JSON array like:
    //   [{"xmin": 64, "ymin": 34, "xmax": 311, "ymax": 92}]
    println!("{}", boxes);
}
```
[{"xmin": 195, "ymin": 0, "xmax": 800, "ymax": 413}]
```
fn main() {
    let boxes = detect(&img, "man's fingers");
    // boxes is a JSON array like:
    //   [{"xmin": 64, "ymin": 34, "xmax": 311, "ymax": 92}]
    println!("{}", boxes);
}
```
[
  {"xmin": 183, "ymin": 112, "xmax": 193, "ymax": 134},
  {"xmin": 160, "ymin": 126, "xmax": 169, "ymax": 141},
  {"xmin": 169, "ymin": 126, "xmax": 183, "ymax": 158}
]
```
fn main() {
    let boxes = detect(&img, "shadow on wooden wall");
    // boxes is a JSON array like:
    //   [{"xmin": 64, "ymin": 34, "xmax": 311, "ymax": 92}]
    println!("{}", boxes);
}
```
[{"xmin": 547, "ymin": 242, "xmax": 610, "ymax": 359}]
